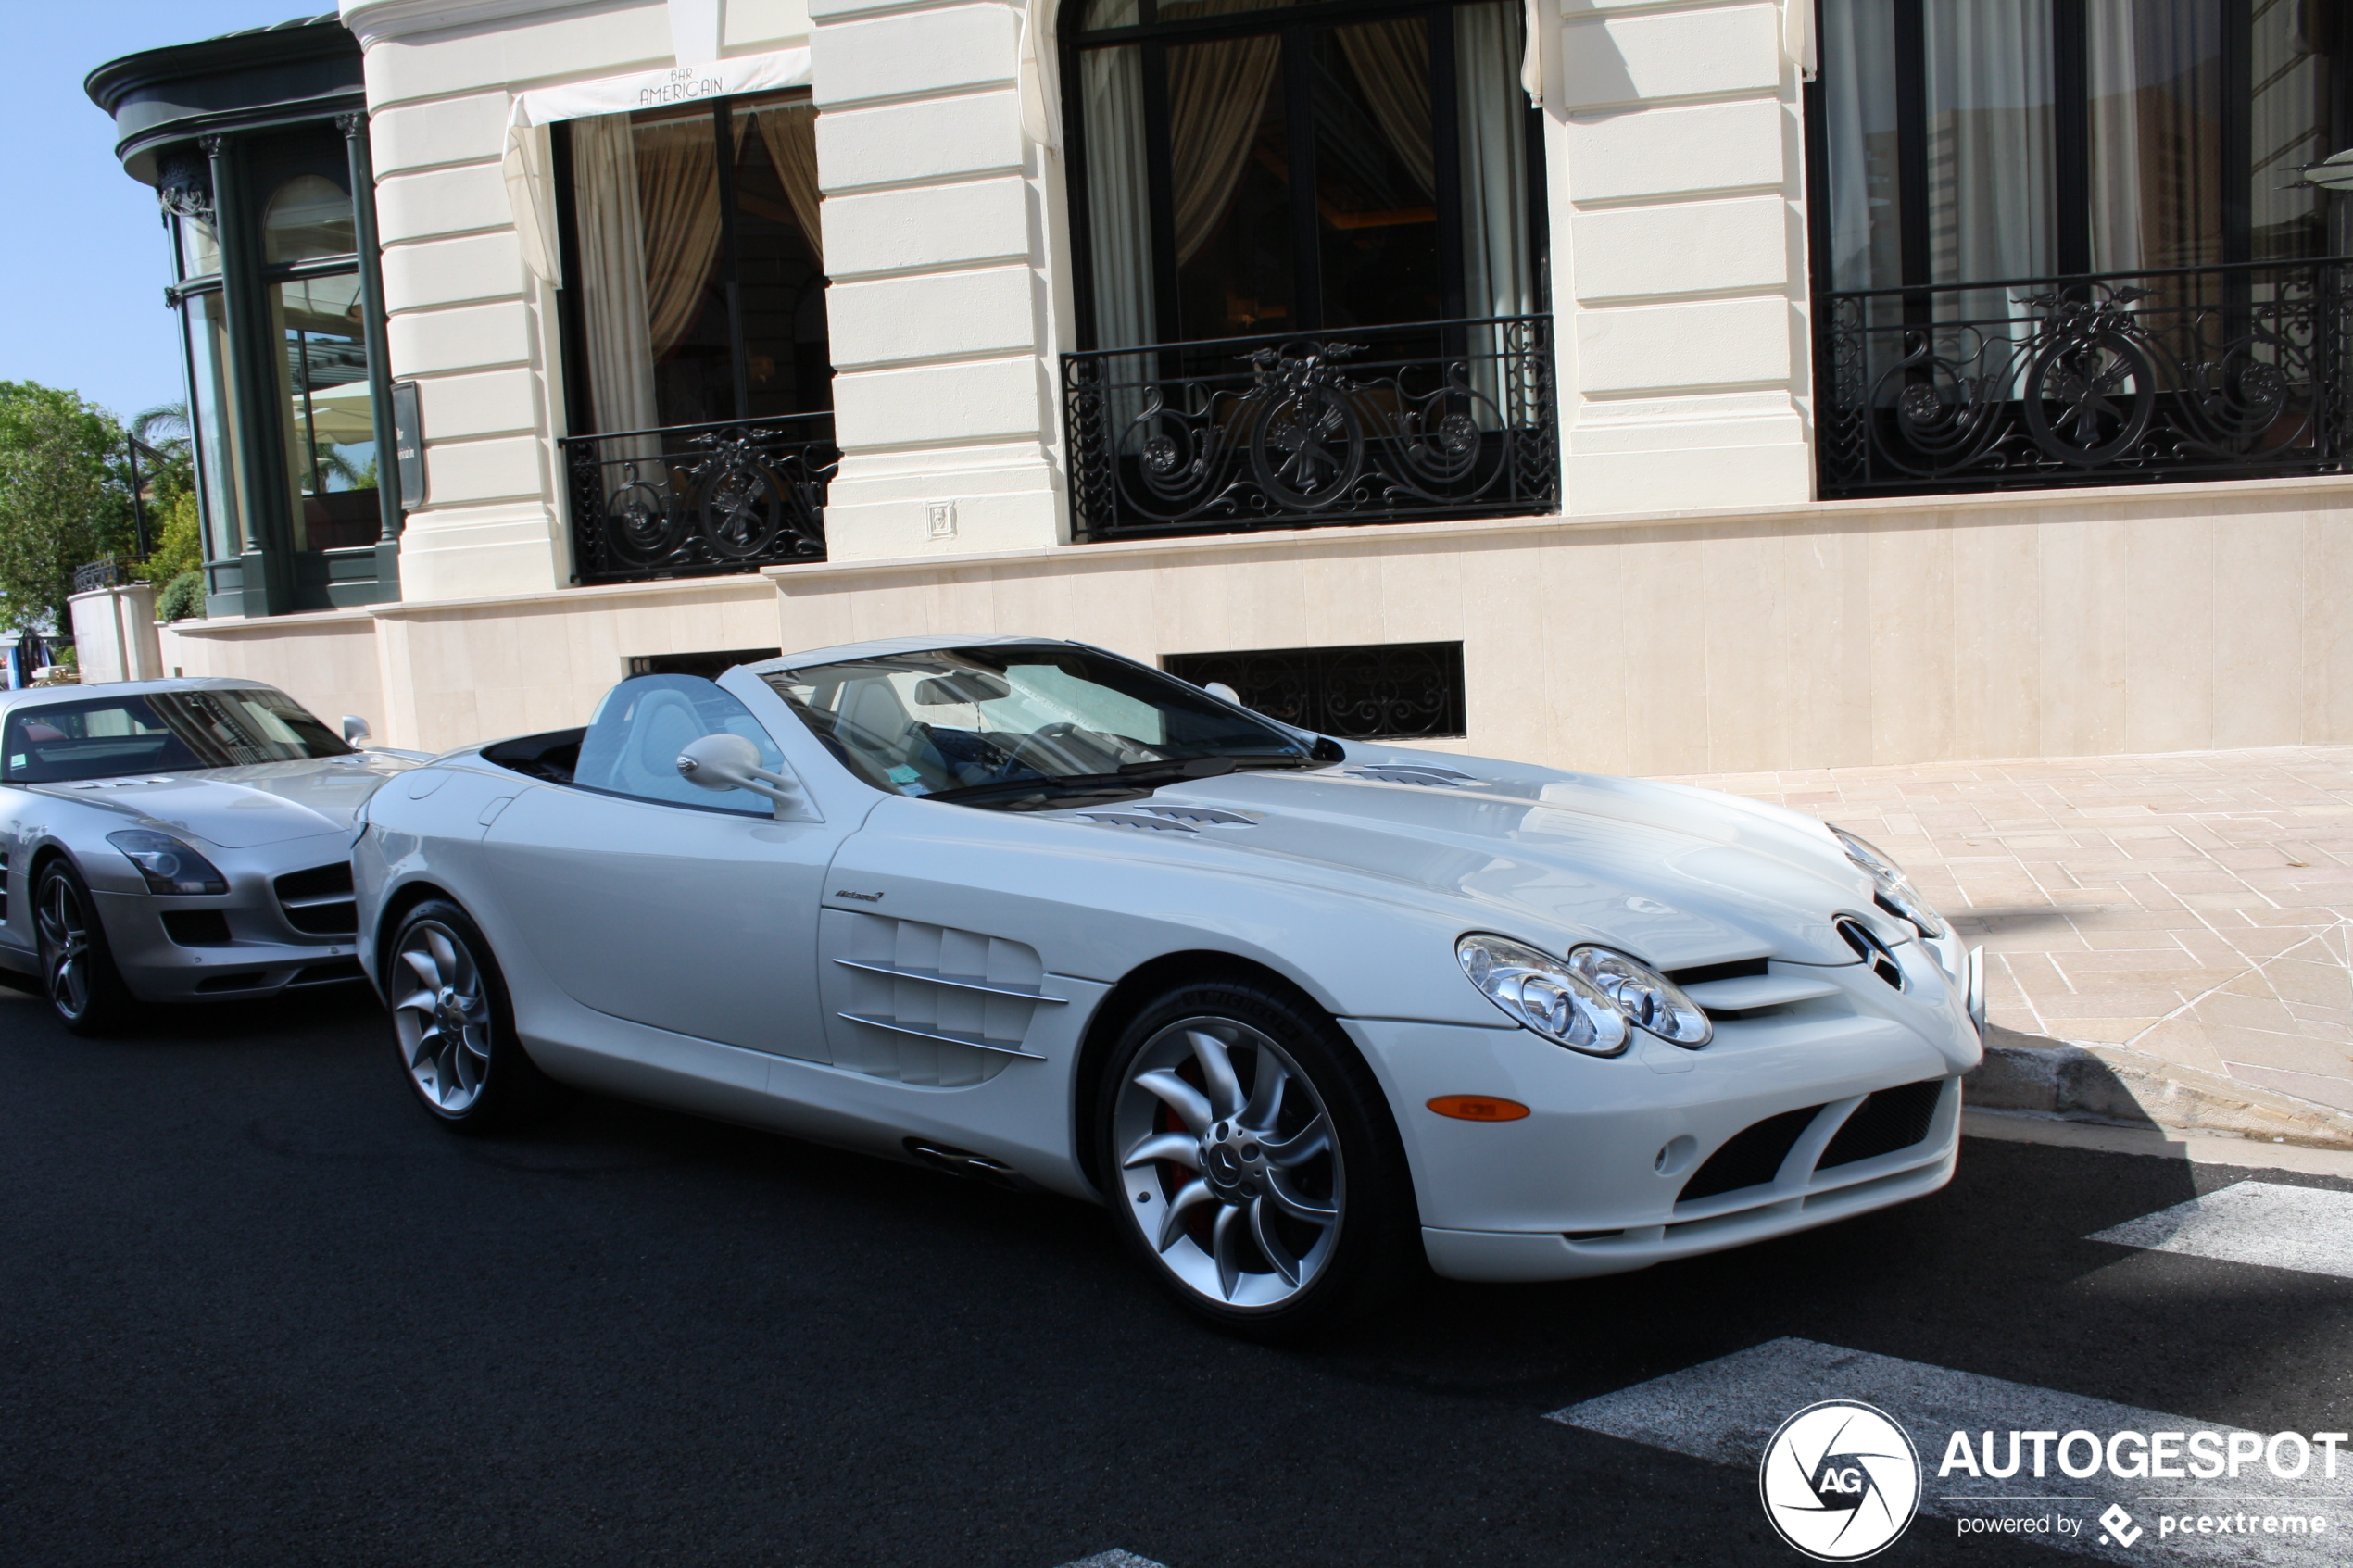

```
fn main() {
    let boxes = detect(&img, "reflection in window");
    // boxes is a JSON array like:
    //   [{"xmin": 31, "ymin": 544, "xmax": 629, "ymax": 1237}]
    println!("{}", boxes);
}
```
[
  {"xmin": 187, "ymin": 291, "xmax": 245, "ymax": 558},
  {"xmin": 271, "ymin": 273, "xmax": 378, "ymax": 552},
  {"xmin": 568, "ymin": 95, "xmax": 828, "ymax": 435},
  {"xmin": 264, "ymin": 172, "xmax": 357, "ymax": 262},
  {"xmin": 1070, "ymin": 0, "xmax": 1535, "ymax": 356}
]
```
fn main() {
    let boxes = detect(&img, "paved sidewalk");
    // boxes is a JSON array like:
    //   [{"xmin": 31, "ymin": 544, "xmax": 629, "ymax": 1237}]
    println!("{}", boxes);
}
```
[{"xmin": 1665, "ymin": 746, "xmax": 2353, "ymax": 1120}]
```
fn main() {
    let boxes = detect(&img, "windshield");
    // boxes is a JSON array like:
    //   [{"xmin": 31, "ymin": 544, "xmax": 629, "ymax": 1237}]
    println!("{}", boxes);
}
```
[
  {"xmin": 761, "ymin": 645, "xmax": 1317, "ymax": 804},
  {"xmin": 2, "ymin": 688, "xmax": 352, "ymax": 784}
]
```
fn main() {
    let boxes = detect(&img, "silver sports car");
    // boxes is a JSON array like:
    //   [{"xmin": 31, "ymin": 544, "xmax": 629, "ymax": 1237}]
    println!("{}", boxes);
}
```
[{"xmin": 0, "ymin": 678, "xmax": 422, "ymax": 1033}]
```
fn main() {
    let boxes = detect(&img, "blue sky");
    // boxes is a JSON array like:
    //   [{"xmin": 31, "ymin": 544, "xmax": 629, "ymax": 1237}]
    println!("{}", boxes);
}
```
[{"xmin": 0, "ymin": 3, "xmax": 336, "ymax": 425}]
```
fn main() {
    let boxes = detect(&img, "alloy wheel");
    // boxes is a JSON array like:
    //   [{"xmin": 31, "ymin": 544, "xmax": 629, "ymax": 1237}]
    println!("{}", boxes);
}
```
[
  {"xmin": 1111, "ymin": 1016, "xmax": 1343, "ymax": 1309},
  {"xmin": 35, "ymin": 872, "xmax": 92, "ymax": 1021},
  {"xmin": 392, "ymin": 920, "xmax": 495, "ymax": 1113}
]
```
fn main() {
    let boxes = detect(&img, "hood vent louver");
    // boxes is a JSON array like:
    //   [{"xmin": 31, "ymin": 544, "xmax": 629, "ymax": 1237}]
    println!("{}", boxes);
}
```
[
  {"xmin": 1072, "ymin": 811, "xmax": 1200, "ymax": 834},
  {"xmin": 1343, "ymin": 761, "xmax": 1481, "ymax": 788},
  {"xmin": 1070, "ymin": 803, "xmax": 1259, "ymax": 834}
]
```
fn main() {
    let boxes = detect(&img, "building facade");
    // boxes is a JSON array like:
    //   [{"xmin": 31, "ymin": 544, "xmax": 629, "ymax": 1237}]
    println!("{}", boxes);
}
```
[{"xmin": 91, "ymin": 0, "xmax": 2353, "ymax": 772}]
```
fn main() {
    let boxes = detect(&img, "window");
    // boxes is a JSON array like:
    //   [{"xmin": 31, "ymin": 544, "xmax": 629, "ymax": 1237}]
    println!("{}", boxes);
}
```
[
  {"xmin": 762, "ymin": 645, "xmax": 1315, "ymax": 802},
  {"xmin": 571, "ymin": 675, "xmax": 786, "ymax": 815},
  {"xmin": 2, "ymin": 689, "xmax": 349, "ymax": 784},
  {"xmin": 1063, "ymin": 0, "xmax": 1541, "ymax": 354},
  {"xmin": 561, "ymin": 95, "xmax": 829, "ymax": 435},
  {"xmin": 1164, "ymin": 641, "xmax": 1466, "ymax": 739},
  {"xmin": 1811, "ymin": 1, "xmax": 2351, "ymax": 496}
]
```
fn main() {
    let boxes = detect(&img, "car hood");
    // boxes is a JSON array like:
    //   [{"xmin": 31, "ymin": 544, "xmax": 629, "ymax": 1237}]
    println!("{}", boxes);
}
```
[
  {"xmin": 28, "ymin": 754, "xmax": 419, "ymax": 848},
  {"xmin": 1056, "ymin": 754, "xmax": 1881, "ymax": 969}
]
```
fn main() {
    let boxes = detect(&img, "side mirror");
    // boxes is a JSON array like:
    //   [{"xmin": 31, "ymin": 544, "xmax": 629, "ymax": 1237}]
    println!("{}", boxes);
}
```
[
  {"xmin": 1204, "ymin": 682, "xmax": 1245, "ymax": 709},
  {"xmin": 342, "ymin": 714, "xmax": 372, "ymax": 745},
  {"xmin": 675, "ymin": 733, "xmax": 805, "ymax": 820}
]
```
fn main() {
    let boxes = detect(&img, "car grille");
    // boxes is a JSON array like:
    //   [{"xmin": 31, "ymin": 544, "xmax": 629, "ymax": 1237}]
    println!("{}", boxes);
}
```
[
  {"xmin": 273, "ymin": 863, "xmax": 357, "ymax": 937},
  {"xmin": 1836, "ymin": 917, "xmax": 1906, "ymax": 988},
  {"xmin": 1818, "ymin": 1079, "xmax": 1946, "ymax": 1169}
]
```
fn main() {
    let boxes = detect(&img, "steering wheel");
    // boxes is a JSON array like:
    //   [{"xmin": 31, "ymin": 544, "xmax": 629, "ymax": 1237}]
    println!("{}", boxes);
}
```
[{"xmin": 1008, "ymin": 721, "xmax": 1102, "ymax": 776}]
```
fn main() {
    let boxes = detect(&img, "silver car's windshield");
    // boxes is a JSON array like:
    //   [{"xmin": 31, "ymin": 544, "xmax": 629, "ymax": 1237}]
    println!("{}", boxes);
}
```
[
  {"xmin": 1, "ymin": 688, "xmax": 352, "ymax": 784},
  {"xmin": 761, "ymin": 645, "xmax": 1317, "ymax": 804}
]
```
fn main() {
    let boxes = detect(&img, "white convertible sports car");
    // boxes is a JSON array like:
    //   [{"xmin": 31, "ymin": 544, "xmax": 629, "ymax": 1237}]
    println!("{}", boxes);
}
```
[
  {"xmin": 1, "ymin": 679, "xmax": 421, "ymax": 1033},
  {"xmin": 353, "ymin": 635, "xmax": 1984, "ymax": 1334}
]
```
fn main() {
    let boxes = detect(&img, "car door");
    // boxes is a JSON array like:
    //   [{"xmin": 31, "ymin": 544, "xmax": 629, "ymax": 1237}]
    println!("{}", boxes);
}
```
[{"xmin": 478, "ymin": 675, "xmax": 843, "ymax": 1058}]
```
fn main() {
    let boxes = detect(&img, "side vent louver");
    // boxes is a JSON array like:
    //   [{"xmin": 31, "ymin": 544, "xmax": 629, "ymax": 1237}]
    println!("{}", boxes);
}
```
[{"xmin": 826, "ymin": 914, "xmax": 1057, "ymax": 1085}]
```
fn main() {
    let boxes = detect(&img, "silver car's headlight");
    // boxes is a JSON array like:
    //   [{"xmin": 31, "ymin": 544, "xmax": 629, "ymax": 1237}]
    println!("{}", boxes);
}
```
[
  {"xmin": 107, "ymin": 830, "xmax": 230, "ymax": 896},
  {"xmin": 1457, "ymin": 935, "xmax": 1630, "ymax": 1056},
  {"xmin": 1567, "ymin": 946, "xmax": 1713, "ymax": 1047},
  {"xmin": 1457, "ymin": 935, "xmax": 1714, "ymax": 1054},
  {"xmin": 1830, "ymin": 825, "xmax": 1946, "ymax": 938}
]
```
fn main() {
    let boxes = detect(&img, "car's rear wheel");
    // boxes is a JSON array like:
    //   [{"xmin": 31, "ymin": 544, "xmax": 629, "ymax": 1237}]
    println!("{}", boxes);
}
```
[
  {"xmin": 386, "ymin": 899, "xmax": 546, "ymax": 1133},
  {"xmin": 1099, "ymin": 978, "xmax": 1419, "ymax": 1338},
  {"xmin": 34, "ymin": 859, "xmax": 133, "ymax": 1036}
]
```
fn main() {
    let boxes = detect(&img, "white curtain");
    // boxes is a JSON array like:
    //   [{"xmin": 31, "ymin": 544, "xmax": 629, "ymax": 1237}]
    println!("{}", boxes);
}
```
[
  {"xmin": 1083, "ymin": 44, "xmax": 1155, "ymax": 435},
  {"xmin": 632, "ymin": 115, "xmax": 734, "ymax": 360},
  {"xmin": 570, "ymin": 113, "xmax": 659, "ymax": 437},
  {"xmin": 1922, "ymin": 0, "xmax": 2056, "ymax": 293},
  {"xmin": 1819, "ymin": 0, "xmax": 1902, "ymax": 295},
  {"xmin": 1458, "ymin": 2, "xmax": 1531, "ymax": 423}
]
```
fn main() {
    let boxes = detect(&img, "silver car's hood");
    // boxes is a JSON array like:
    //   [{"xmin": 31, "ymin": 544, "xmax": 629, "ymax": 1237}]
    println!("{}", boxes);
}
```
[
  {"xmin": 1072, "ymin": 756, "xmax": 1879, "ymax": 969},
  {"xmin": 28, "ymin": 755, "xmax": 417, "ymax": 847}
]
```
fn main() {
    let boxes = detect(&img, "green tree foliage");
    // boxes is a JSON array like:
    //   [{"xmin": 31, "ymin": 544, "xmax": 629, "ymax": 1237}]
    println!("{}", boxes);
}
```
[{"xmin": 0, "ymin": 383, "xmax": 134, "ymax": 634}]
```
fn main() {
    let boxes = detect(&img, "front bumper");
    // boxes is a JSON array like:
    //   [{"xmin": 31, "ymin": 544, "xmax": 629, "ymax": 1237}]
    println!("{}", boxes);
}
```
[
  {"xmin": 1341, "ymin": 951, "xmax": 1981, "ymax": 1283},
  {"xmin": 94, "ymin": 887, "xmax": 364, "ymax": 1003}
]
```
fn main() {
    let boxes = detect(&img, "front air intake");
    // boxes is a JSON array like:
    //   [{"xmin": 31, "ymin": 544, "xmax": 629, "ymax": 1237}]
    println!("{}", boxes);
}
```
[
  {"xmin": 1818, "ymin": 1079, "xmax": 1945, "ymax": 1169},
  {"xmin": 1677, "ymin": 1106, "xmax": 1825, "ymax": 1203}
]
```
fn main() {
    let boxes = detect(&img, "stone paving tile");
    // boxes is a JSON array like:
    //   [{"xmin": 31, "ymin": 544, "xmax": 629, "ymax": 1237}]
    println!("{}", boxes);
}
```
[{"xmin": 1662, "ymin": 744, "xmax": 2353, "ymax": 1115}]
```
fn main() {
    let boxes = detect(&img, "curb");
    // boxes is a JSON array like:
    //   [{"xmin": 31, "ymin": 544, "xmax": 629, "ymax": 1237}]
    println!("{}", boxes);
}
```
[{"xmin": 1965, "ymin": 1025, "xmax": 2353, "ymax": 1152}]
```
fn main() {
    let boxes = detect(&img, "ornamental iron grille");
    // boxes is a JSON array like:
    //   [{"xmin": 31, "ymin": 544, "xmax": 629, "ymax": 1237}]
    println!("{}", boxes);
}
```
[
  {"xmin": 1063, "ymin": 317, "xmax": 1557, "ymax": 540},
  {"xmin": 1164, "ymin": 642, "xmax": 1466, "ymax": 742},
  {"xmin": 1816, "ymin": 259, "xmax": 2351, "ymax": 497},
  {"xmin": 561, "ymin": 414, "xmax": 835, "ymax": 584}
]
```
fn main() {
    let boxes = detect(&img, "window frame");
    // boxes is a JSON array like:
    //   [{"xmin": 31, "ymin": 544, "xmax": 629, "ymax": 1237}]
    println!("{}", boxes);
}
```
[{"xmin": 1057, "ymin": 0, "xmax": 1550, "ymax": 351}]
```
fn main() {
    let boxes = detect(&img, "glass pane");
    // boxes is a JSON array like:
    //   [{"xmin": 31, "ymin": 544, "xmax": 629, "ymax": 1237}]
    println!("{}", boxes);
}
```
[
  {"xmin": 633, "ymin": 111, "xmax": 731, "ymax": 427},
  {"xmin": 573, "ymin": 674, "xmax": 784, "ymax": 814},
  {"xmin": 1081, "ymin": 0, "xmax": 1140, "ymax": 27},
  {"xmin": 1456, "ymin": 2, "xmax": 1531, "ymax": 318},
  {"xmin": 1157, "ymin": 0, "xmax": 1298, "ymax": 20},
  {"xmin": 1315, "ymin": 19, "xmax": 1441, "ymax": 330},
  {"xmin": 2088, "ymin": 0, "xmax": 2224, "ymax": 272},
  {"xmin": 263, "ymin": 173, "xmax": 356, "ymax": 263},
  {"xmin": 271, "ymin": 273, "xmax": 378, "ymax": 553},
  {"xmin": 2248, "ymin": 1, "xmax": 2334, "ymax": 262},
  {"xmin": 1169, "ymin": 29, "xmax": 1289, "ymax": 340},
  {"xmin": 176, "ymin": 213, "xmax": 220, "ymax": 279},
  {"xmin": 1924, "ymin": 0, "xmax": 2057, "ymax": 294},
  {"xmin": 1819, "ymin": 0, "xmax": 1905, "ymax": 293},
  {"xmin": 1083, "ymin": 44, "xmax": 1156, "ymax": 350},
  {"xmin": 736, "ymin": 104, "xmax": 832, "ymax": 418},
  {"xmin": 186, "ymin": 290, "xmax": 244, "ymax": 558}
]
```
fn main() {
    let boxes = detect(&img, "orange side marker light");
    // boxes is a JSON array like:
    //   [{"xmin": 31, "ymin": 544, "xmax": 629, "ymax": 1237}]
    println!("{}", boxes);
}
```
[{"xmin": 1427, "ymin": 1095, "xmax": 1530, "ymax": 1122}]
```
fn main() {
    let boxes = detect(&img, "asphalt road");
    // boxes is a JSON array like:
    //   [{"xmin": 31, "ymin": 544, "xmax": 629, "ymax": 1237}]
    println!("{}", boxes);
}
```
[{"xmin": 2, "ymin": 980, "xmax": 2347, "ymax": 1568}]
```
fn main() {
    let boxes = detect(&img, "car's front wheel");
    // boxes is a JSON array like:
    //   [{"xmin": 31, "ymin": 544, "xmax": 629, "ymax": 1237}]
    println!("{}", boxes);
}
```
[
  {"xmin": 386, "ymin": 899, "xmax": 547, "ymax": 1133},
  {"xmin": 1099, "ymin": 978, "xmax": 1419, "ymax": 1338},
  {"xmin": 34, "ymin": 859, "xmax": 134, "ymax": 1036}
]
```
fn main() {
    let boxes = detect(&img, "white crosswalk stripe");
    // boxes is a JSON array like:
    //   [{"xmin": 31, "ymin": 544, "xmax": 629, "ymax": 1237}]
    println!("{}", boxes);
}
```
[
  {"xmin": 1055, "ymin": 1551, "xmax": 1168, "ymax": 1568},
  {"xmin": 2088, "ymin": 1182, "xmax": 2353, "ymax": 1282},
  {"xmin": 1549, "ymin": 1338, "xmax": 2348, "ymax": 1565}
]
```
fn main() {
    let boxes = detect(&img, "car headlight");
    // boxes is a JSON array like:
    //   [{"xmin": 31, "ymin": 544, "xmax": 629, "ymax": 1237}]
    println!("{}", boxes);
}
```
[
  {"xmin": 1829, "ymin": 825, "xmax": 1946, "ymax": 938},
  {"xmin": 107, "ymin": 830, "xmax": 230, "ymax": 896},
  {"xmin": 1457, "ymin": 935, "xmax": 1714, "ymax": 1054},
  {"xmin": 1567, "ymin": 946, "xmax": 1713, "ymax": 1047},
  {"xmin": 1457, "ymin": 935, "xmax": 1629, "ymax": 1055}
]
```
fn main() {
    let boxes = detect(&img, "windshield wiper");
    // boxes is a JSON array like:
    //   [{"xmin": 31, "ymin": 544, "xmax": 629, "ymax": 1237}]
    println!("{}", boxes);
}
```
[{"xmin": 925, "ymin": 754, "xmax": 1247, "ymax": 806}]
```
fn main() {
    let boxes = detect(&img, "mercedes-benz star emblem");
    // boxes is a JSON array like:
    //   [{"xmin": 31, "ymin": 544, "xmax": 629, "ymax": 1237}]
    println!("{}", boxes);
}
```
[{"xmin": 1758, "ymin": 1399, "xmax": 1921, "ymax": 1562}]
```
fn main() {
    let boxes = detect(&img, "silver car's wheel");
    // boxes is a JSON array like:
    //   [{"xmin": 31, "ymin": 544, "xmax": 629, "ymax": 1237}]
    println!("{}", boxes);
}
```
[
  {"xmin": 34, "ymin": 860, "xmax": 131, "ymax": 1035},
  {"xmin": 1111, "ymin": 1015, "xmax": 1343, "ymax": 1311},
  {"xmin": 391, "ymin": 919, "xmax": 496, "ymax": 1114}
]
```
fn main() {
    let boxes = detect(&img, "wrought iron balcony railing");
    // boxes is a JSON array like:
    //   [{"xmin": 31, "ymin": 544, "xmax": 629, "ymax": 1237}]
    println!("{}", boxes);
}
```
[
  {"xmin": 561, "ymin": 413, "xmax": 836, "ymax": 585},
  {"xmin": 1063, "ymin": 316, "xmax": 1558, "ymax": 541},
  {"xmin": 1817, "ymin": 257, "xmax": 2350, "ymax": 498}
]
